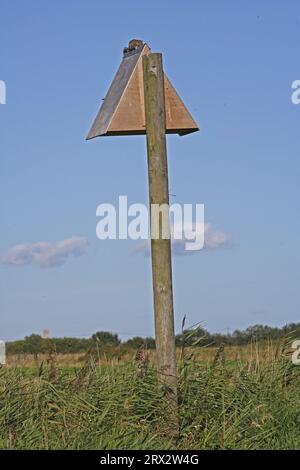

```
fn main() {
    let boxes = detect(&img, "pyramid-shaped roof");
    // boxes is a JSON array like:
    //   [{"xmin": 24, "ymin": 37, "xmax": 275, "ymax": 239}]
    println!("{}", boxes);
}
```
[{"xmin": 87, "ymin": 43, "xmax": 199, "ymax": 138}]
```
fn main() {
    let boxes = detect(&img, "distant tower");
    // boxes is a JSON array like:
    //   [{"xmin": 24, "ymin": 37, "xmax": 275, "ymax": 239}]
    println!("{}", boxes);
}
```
[{"xmin": 42, "ymin": 329, "xmax": 50, "ymax": 339}]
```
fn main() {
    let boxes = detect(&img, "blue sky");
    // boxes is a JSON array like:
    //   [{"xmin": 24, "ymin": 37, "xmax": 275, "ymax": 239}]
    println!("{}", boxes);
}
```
[{"xmin": 0, "ymin": 0, "xmax": 299, "ymax": 340}]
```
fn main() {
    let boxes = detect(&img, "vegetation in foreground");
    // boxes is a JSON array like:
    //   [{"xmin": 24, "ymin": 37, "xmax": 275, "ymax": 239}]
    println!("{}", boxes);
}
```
[{"xmin": 0, "ymin": 340, "xmax": 299, "ymax": 450}]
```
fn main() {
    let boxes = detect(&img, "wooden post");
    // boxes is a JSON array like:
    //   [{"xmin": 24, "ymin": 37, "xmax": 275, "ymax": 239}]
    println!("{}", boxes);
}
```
[
  {"xmin": 87, "ymin": 40, "xmax": 199, "ymax": 433},
  {"xmin": 143, "ymin": 53, "xmax": 177, "ymax": 410}
]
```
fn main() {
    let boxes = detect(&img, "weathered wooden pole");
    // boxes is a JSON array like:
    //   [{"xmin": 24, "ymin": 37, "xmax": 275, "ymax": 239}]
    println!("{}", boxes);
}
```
[
  {"xmin": 87, "ymin": 39, "xmax": 199, "ymax": 429},
  {"xmin": 143, "ymin": 53, "xmax": 177, "ymax": 407}
]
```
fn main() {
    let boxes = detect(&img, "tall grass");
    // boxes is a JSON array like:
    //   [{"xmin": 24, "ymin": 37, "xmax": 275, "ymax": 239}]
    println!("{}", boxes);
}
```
[{"xmin": 0, "ymin": 341, "xmax": 299, "ymax": 450}]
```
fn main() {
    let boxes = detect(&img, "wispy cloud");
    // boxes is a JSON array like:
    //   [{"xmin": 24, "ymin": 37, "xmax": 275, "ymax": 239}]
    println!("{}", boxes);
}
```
[
  {"xmin": 2, "ymin": 236, "xmax": 89, "ymax": 268},
  {"xmin": 202, "ymin": 223, "xmax": 232, "ymax": 250},
  {"xmin": 133, "ymin": 223, "xmax": 233, "ymax": 257}
]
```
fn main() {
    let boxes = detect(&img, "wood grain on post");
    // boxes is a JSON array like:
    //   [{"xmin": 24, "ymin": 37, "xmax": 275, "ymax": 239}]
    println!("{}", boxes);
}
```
[{"xmin": 143, "ymin": 53, "xmax": 178, "ymax": 411}]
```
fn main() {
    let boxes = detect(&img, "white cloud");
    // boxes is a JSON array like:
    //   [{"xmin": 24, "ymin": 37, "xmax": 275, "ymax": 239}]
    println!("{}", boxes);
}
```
[
  {"xmin": 202, "ymin": 223, "xmax": 232, "ymax": 250},
  {"xmin": 133, "ymin": 223, "xmax": 232, "ymax": 257},
  {"xmin": 2, "ymin": 236, "xmax": 89, "ymax": 268}
]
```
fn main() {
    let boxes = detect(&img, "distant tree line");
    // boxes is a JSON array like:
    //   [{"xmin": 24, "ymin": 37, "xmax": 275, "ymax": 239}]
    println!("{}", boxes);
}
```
[
  {"xmin": 5, "ymin": 323, "xmax": 300, "ymax": 356},
  {"xmin": 175, "ymin": 323, "xmax": 300, "ymax": 347}
]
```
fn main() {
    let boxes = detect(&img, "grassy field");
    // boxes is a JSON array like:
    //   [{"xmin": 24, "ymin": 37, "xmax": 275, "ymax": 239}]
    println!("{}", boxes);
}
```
[
  {"xmin": 0, "ymin": 341, "xmax": 300, "ymax": 450},
  {"xmin": 5, "ymin": 340, "xmax": 291, "ymax": 367}
]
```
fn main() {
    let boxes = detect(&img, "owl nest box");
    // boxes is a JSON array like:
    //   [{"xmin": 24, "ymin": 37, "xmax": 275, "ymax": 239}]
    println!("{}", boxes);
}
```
[{"xmin": 86, "ymin": 41, "xmax": 199, "ymax": 138}]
